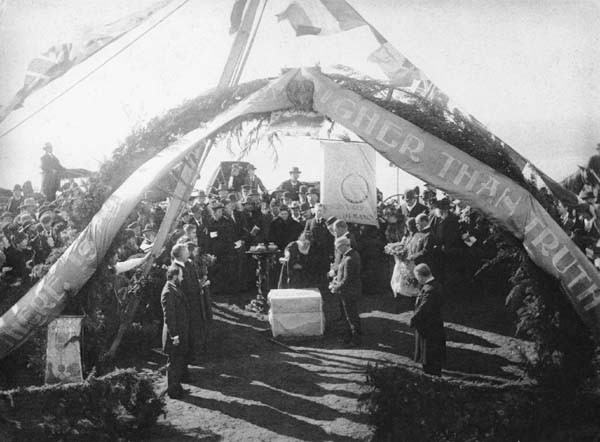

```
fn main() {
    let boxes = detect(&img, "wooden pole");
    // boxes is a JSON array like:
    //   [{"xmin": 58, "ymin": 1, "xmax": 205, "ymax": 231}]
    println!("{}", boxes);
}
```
[{"xmin": 105, "ymin": 0, "xmax": 265, "ymax": 358}]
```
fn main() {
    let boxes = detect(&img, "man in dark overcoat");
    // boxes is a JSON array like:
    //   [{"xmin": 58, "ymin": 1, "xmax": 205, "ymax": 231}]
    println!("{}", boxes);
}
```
[
  {"xmin": 409, "ymin": 263, "xmax": 446, "ymax": 376},
  {"xmin": 40, "ymin": 142, "xmax": 65, "ymax": 202},
  {"xmin": 161, "ymin": 265, "xmax": 191, "ymax": 398},
  {"xmin": 304, "ymin": 203, "xmax": 334, "ymax": 295},
  {"xmin": 330, "ymin": 236, "xmax": 362, "ymax": 346}
]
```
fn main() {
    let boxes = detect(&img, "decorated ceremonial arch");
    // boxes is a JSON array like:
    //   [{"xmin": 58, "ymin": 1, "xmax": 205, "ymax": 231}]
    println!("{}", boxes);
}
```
[{"xmin": 1, "ymin": 67, "xmax": 599, "ymax": 360}]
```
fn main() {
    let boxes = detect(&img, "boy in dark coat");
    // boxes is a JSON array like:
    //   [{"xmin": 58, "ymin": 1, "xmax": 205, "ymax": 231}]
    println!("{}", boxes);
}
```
[
  {"xmin": 409, "ymin": 263, "xmax": 446, "ymax": 376},
  {"xmin": 161, "ymin": 266, "xmax": 191, "ymax": 399}
]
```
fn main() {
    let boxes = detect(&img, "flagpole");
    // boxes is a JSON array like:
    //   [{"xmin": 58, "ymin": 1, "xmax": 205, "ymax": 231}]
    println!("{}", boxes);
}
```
[{"xmin": 105, "ymin": 0, "xmax": 265, "ymax": 358}]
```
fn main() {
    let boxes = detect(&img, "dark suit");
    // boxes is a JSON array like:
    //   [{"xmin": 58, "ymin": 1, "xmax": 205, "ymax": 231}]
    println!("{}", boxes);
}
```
[
  {"xmin": 161, "ymin": 281, "xmax": 191, "ymax": 396},
  {"xmin": 409, "ymin": 279, "xmax": 446, "ymax": 376},
  {"xmin": 304, "ymin": 216, "xmax": 334, "ymax": 294},
  {"xmin": 174, "ymin": 260, "xmax": 205, "ymax": 359},
  {"xmin": 431, "ymin": 212, "xmax": 465, "ymax": 286},
  {"xmin": 334, "ymin": 248, "xmax": 362, "ymax": 339},
  {"xmin": 40, "ymin": 152, "xmax": 64, "ymax": 201},
  {"xmin": 277, "ymin": 179, "xmax": 304, "ymax": 201},
  {"xmin": 243, "ymin": 175, "xmax": 267, "ymax": 194}
]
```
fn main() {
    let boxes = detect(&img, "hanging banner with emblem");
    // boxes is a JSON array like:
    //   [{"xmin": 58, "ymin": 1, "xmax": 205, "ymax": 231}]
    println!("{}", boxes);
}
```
[{"xmin": 321, "ymin": 140, "xmax": 377, "ymax": 225}]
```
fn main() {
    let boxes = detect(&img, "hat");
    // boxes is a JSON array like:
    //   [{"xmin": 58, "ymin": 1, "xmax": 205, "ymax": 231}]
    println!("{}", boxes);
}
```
[
  {"xmin": 42, "ymin": 142, "xmax": 52, "ymax": 151},
  {"xmin": 13, "ymin": 184, "xmax": 21, "ymax": 191},
  {"xmin": 307, "ymin": 187, "xmax": 319, "ymax": 196},
  {"xmin": 289, "ymin": 166, "xmax": 302, "ymax": 174},
  {"xmin": 433, "ymin": 198, "xmax": 451, "ymax": 210},
  {"xmin": 228, "ymin": 193, "xmax": 239, "ymax": 203},
  {"xmin": 299, "ymin": 185, "xmax": 308, "ymax": 194},
  {"xmin": 247, "ymin": 164, "xmax": 257, "ymax": 170},
  {"xmin": 282, "ymin": 191, "xmax": 293, "ymax": 199},
  {"xmin": 231, "ymin": 163, "xmax": 241, "ymax": 169},
  {"xmin": 211, "ymin": 201, "xmax": 225, "ymax": 210},
  {"xmin": 217, "ymin": 182, "xmax": 230, "ymax": 192},
  {"xmin": 127, "ymin": 221, "xmax": 139, "ymax": 230},
  {"xmin": 242, "ymin": 198, "xmax": 254, "ymax": 206},
  {"xmin": 19, "ymin": 219, "xmax": 36, "ymax": 232},
  {"xmin": 39, "ymin": 211, "xmax": 53, "ymax": 223},
  {"xmin": 269, "ymin": 199, "xmax": 280, "ymax": 207},
  {"xmin": 404, "ymin": 188, "xmax": 416, "ymax": 199},
  {"xmin": 326, "ymin": 216, "xmax": 338, "ymax": 226},
  {"xmin": 248, "ymin": 190, "xmax": 260, "ymax": 197},
  {"xmin": 196, "ymin": 190, "xmax": 207, "ymax": 198},
  {"xmin": 300, "ymin": 202, "xmax": 311, "ymax": 211},
  {"xmin": 18, "ymin": 213, "xmax": 33, "ymax": 225},
  {"xmin": 142, "ymin": 224, "xmax": 155, "ymax": 234},
  {"xmin": 290, "ymin": 201, "xmax": 300, "ymax": 209},
  {"xmin": 19, "ymin": 197, "xmax": 37, "ymax": 209},
  {"xmin": 279, "ymin": 205, "xmax": 290, "ymax": 212}
]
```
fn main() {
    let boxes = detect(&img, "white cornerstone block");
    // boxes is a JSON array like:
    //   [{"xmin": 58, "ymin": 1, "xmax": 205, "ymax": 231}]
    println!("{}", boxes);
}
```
[{"xmin": 268, "ymin": 289, "xmax": 324, "ymax": 337}]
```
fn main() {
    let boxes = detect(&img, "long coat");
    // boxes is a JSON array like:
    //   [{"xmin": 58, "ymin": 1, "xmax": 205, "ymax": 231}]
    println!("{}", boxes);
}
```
[
  {"xmin": 41, "ymin": 152, "xmax": 64, "ymax": 200},
  {"xmin": 161, "ymin": 281, "xmax": 191, "ymax": 354},
  {"xmin": 334, "ymin": 248, "xmax": 362, "ymax": 300},
  {"xmin": 304, "ymin": 217, "xmax": 334, "ymax": 274},
  {"xmin": 409, "ymin": 279, "xmax": 446, "ymax": 367}
]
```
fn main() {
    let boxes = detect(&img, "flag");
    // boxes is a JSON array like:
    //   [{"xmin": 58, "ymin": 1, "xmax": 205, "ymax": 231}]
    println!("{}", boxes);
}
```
[
  {"xmin": 321, "ymin": 140, "xmax": 377, "ymax": 226},
  {"xmin": 0, "ymin": 0, "xmax": 172, "ymax": 124},
  {"xmin": 276, "ymin": 0, "xmax": 367, "ymax": 36},
  {"xmin": 229, "ymin": 0, "xmax": 247, "ymax": 34},
  {"xmin": 367, "ymin": 42, "xmax": 423, "ymax": 88}
]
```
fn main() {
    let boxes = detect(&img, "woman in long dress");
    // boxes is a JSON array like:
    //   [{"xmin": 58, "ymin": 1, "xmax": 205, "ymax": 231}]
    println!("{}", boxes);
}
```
[
  {"xmin": 278, "ymin": 232, "xmax": 312, "ymax": 289},
  {"xmin": 391, "ymin": 218, "xmax": 420, "ymax": 311}
]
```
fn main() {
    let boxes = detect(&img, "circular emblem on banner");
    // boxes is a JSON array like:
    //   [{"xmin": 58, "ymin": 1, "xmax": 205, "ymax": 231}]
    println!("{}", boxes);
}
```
[{"xmin": 341, "ymin": 173, "xmax": 370, "ymax": 204}]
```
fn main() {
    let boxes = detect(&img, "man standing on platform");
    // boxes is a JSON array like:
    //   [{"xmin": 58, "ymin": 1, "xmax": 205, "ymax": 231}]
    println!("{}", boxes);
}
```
[
  {"xmin": 409, "ymin": 263, "xmax": 446, "ymax": 376},
  {"xmin": 243, "ymin": 164, "xmax": 267, "ymax": 196},
  {"xmin": 40, "ymin": 142, "xmax": 65, "ymax": 202},
  {"xmin": 161, "ymin": 265, "xmax": 191, "ymax": 399},
  {"xmin": 277, "ymin": 166, "xmax": 304, "ymax": 201},
  {"xmin": 330, "ymin": 237, "xmax": 362, "ymax": 347}
]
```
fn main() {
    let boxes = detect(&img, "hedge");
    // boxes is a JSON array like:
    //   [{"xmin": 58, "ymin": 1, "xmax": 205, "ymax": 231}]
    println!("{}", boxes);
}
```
[
  {"xmin": 362, "ymin": 365, "xmax": 600, "ymax": 442},
  {"xmin": 0, "ymin": 368, "xmax": 164, "ymax": 442}
]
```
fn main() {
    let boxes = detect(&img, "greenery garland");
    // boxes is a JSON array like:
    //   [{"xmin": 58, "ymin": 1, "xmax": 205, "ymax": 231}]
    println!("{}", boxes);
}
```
[{"xmin": 1, "ymin": 71, "xmax": 596, "ymax": 392}]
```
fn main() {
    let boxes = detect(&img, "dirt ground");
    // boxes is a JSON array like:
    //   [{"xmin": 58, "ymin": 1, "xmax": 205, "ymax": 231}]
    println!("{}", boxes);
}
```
[{"xmin": 142, "ymin": 288, "xmax": 534, "ymax": 442}]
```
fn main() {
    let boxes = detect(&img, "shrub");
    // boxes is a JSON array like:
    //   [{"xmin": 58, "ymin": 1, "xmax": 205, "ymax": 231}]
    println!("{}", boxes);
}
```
[
  {"xmin": 0, "ymin": 368, "xmax": 164, "ymax": 442},
  {"xmin": 362, "ymin": 365, "xmax": 600, "ymax": 442}
]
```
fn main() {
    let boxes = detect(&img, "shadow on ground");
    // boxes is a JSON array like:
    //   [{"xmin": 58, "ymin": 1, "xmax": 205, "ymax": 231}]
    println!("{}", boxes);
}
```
[{"xmin": 144, "ymin": 289, "xmax": 529, "ymax": 441}]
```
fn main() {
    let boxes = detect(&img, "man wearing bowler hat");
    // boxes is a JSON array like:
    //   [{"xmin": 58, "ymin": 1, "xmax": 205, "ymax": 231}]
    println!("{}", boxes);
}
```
[
  {"xmin": 277, "ymin": 166, "xmax": 305, "ymax": 201},
  {"xmin": 40, "ymin": 142, "xmax": 65, "ymax": 202}
]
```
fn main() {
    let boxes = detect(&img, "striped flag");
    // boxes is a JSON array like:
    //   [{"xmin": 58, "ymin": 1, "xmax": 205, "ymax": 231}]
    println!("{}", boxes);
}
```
[
  {"xmin": 367, "ymin": 42, "xmax": 422, "ymax": 88},
  {"xmin": 276, "ymin": 0, "xmax": 367, "ymax": 36},
  {"xmin": 0, "ymin": 0, "xmax": 172, "ymax": 124}
]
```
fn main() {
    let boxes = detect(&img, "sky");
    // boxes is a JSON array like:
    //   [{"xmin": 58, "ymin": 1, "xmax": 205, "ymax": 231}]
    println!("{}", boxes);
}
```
[{"xmin": 0, "ymin": 0, "xmax": 599, "ymax": 196}]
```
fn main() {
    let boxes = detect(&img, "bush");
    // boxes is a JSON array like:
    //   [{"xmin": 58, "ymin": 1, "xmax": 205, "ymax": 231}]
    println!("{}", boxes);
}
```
[
  {"xmin": 362, "ymin": 365, "xmax": 600, "ymax": 442},
  {"xmin": 0, "ymin": 368, "xmax": 164, "ymax": 442}
]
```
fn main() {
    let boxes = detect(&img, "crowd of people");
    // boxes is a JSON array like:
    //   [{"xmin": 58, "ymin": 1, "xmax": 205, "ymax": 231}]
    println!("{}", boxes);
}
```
[{"xmin": 4, "ymin": 145, "xmax": 600, "ymax": 387}]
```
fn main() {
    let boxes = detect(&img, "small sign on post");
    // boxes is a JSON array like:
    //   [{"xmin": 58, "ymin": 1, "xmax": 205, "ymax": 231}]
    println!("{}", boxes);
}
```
[{"xmin": 45, "ymin": 316, "xmax": 84, "ymax": 384}]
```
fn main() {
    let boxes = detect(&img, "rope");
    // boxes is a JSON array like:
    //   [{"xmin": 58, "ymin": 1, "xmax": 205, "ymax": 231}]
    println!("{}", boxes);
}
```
[{"xmin": 0, "ymin": 0, "xmax": 192, "ymax": 140}]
